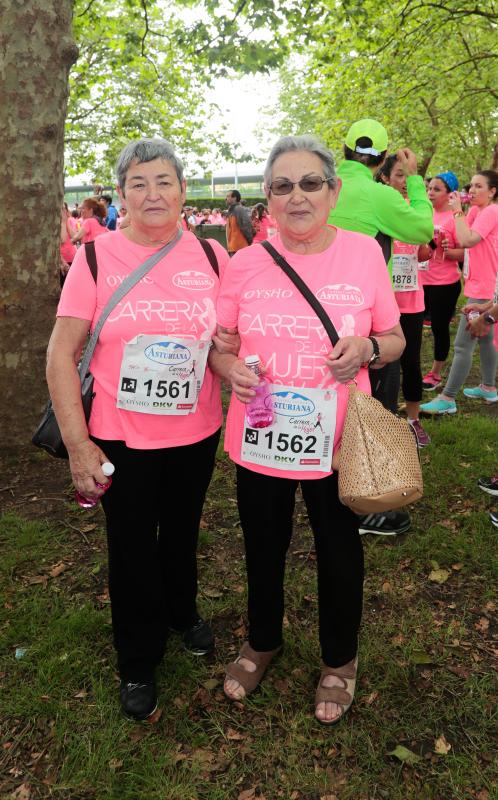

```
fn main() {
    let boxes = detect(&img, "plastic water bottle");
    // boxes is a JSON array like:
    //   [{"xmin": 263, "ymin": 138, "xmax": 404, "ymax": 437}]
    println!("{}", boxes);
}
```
[
  {"xmin": 75, "ymin": 462, "xmax": 115, "ymax": 509},
  {"xmin": 466, "ymin": 310, "xmax": 480, "ymax": 321},
  {"xmin": 244, "ymin": 355, "xmax": 274, "ymax": 429}
]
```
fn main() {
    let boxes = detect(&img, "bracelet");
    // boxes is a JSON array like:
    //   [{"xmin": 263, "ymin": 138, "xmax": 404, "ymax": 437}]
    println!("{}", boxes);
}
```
[{"xmin": 453, "ymin": 211, "xmax": 464, "ymax": 218}]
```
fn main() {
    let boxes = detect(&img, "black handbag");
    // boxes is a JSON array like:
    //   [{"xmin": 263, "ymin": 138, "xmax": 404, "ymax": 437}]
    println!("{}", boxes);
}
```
[{"xmin": 32, "ymin": 230, "xmax": 185, "ymax": 458}]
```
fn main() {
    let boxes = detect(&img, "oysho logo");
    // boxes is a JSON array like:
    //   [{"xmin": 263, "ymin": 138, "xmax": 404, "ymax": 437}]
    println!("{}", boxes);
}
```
[
  {"xmin": 144, "ymin": 341, "xmax": 191, "ymax": 365},
  {"xmin": 316, "ymin": 283, "xmax": 364, "ymax": 306},
  {"xmin": 173, "ymin": 271, "xmax": 215, "ymax": 290},
  {"xmin": 243, "ymin": 288, "xmax": 293, "ymax": 300},
  {"xmin": 271, "ymin": 390, "xmax": 316, "ymax": 417}
]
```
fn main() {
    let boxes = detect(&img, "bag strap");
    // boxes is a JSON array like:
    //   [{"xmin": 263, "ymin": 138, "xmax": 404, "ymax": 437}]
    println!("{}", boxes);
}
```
[
  {"xmin": 78, "ymin": 228, "xmax": 183, "ymax": 382},
  {"xmin": 260, "ymin": 240, "xmax": 339, "ymax": 347},
  {"xmin": 198, "ymin": 237, "xmax": 219, "ymax": 276},
  {"xmin": 85, "ymin": 241, "xmax": 98, "ymax": 282}
]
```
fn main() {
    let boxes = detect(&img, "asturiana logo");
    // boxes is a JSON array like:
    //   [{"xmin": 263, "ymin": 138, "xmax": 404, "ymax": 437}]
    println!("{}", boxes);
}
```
[
  {"xmin": 173, "ymin": 270, "xmax": 215, "ymax": 290},
  {"xmin": 144, "ymin": 341, "xmax": 191, "ymax": 365},
  {"xmin": 316, "ymin": 283, "xmax": 364, "ymax": 306},
  {"xmin": 271, "ymin": 390, "xmax": 316, "ymax": 417}
]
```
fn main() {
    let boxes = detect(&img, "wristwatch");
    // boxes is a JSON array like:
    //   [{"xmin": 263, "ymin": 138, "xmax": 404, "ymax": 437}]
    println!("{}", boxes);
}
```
[
  {"xmin": 364, "ymin": 336, "xmax": 381, "ymax": 367},
  {"xmin": 483, "ymin": 313, "xmax": 496, "ymax": 325}
]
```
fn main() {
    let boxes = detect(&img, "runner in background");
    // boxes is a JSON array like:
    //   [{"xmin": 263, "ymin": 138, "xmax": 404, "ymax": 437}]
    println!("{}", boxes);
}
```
[
  {"xmin": 420, "ymin": 172, "xmax": 463, "ymax": 391},
  {"xmin": 71, "ymin": 197, "xmax": 108, "ymax": 245},
  {"xmin": 376, "ymin": 155, "xmax": 433, "ymax": 447},
  {"xmin": 421, "ymin": 170, "xmax": 498, "ymax": 414}
]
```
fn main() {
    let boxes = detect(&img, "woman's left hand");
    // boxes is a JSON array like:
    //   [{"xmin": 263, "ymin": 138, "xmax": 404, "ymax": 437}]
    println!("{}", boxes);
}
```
[
  {"xmin": 448, "ymin": 191, "xmax": 462, "ymax": 213},
  {"xmin": 325, "ymin": 337, "xmax": 370, "ymax": 383}
]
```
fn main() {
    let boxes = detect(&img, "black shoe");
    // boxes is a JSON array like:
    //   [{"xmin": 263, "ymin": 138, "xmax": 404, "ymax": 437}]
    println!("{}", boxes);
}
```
[
  {"xmin": 358, "ymin": 510, "xmax": 411, "ymax": 536},
  {"xmin": 120, "ymin": 679, "xmax": 157, "ymax": 721},
  {"xmin": 171, "ymin": 616, "xmax": 215, "ymax": 656}
]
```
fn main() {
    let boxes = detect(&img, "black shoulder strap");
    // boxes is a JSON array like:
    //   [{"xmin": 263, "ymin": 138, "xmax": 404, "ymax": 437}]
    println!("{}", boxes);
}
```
[
  {"xmin": 375, "ymin": 230, "xmax": 392, "ymax": 265},
  {"xmin": 84, "ymin": 241, "xmax": 98, "ymax": 283},
  {"xmin": 198, "ymin": 237, "xmax": 219, "ymax": 277},
  {"xmin": 260, "ymin": 240, "xmax": 339, "ymax": 347}
]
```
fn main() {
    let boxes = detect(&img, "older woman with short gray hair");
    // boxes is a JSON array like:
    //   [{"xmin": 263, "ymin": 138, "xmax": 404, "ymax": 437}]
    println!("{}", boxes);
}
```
[
  {"xmin": 214, "ymin": 134, "xmax": 405, "ymax": 724},
  {"xmin": 46, "ymin": 137, "xmax": 230, "ymax": 721}
]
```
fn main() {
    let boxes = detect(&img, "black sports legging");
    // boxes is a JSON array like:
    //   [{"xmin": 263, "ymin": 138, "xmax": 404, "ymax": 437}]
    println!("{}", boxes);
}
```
[
  {"xmin": 399, "ymin": 311, "xmax": 424, "ymax": 402},
  {"xmin": 423, "ymin": 280, "xmax": 461, "ymax": 362}
]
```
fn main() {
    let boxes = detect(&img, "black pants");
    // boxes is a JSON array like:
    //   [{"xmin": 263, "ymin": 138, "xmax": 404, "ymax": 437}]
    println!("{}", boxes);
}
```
[
  {"xmin": 369, "ymin": 360, "xmax": 400, "ymax": 413},
  {"xmin": 423, "ymin": 280, "xmax": 461, "ymax": 362},
  {"xmin": 399, "ymin": 311, "xmax": 424, "ymax": 403},
  {"xmin": 96, "ymin": 429, "xmax": 220, "ymax": 681},
  {"xmin": 236, "ymin": 466, "xmax": 363, "ymax": 667}
]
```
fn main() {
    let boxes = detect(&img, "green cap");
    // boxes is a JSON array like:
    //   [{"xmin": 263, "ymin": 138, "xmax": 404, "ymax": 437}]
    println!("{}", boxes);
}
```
[{"xmin": 345, "ymin": 119, "xmax": 388, "ymax": 156}]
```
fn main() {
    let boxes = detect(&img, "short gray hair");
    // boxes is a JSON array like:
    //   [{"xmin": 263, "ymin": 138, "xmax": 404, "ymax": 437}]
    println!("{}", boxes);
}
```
[
  {"xmin": 115, "ymin": 137, "xmax": 185, "ymax": 193},
  {"xmin": 264, "ymin": 135, "xmax": 337, "ymax": 189}
]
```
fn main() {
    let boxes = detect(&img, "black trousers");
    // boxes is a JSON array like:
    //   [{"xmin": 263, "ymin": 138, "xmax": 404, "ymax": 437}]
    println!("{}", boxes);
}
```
[
  {"xmin": 369, "ymin": 360, "xmax": 400, "ymax": 413},
  {"xmin": 399, "ymin": 311, "xmax": 424, "ymax": 403},
  {"xmin": 236, "ymin": 465, "xmax": 364, "ymax": 667},
  {"xmin": 96, "ymin": 429, "xmax": 220, "ymax": 681},
  {"xmin": 423, "ymin": 280, "xmax": 461, "ymax": 362}
]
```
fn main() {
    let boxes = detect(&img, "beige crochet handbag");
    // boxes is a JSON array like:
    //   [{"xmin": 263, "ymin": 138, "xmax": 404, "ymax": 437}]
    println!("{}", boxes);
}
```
[
  {"xmin": 260, "ymin": 241, "xmax": 424, "ymax": 514},
  {"xmin": 337, "ymin": 382, "xmax": 423, "ymax": 513}
]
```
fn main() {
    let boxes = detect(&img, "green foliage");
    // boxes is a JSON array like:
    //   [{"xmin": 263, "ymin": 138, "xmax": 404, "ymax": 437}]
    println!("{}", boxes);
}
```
[
  {"xmin": 67, "ymin": 0, "xmax": 315, "ymax": 179},
  {"xmin": 276, "ymin": 0, "xmax": 498, "ymax": 177}
]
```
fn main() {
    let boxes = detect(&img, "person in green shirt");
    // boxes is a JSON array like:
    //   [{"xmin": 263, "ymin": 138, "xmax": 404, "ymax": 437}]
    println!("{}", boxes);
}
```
[{"xmin": 329, "ymin": 119, "xmax": 433, "ymax": 537}]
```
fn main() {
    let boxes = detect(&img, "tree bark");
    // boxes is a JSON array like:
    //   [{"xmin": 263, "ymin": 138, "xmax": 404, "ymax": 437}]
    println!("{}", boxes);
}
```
[{"xmin": 0, "ymin": 1, "xmax": 78, "ymax": 449}]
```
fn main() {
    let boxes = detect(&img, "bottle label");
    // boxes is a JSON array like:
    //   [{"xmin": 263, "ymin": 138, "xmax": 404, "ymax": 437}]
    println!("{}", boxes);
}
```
[
  {"xmin": 117, "ymin": 334, "xmax": 209, "ymax": 415},
  {"xmin": 241, "ymin": 384, "xmax": 337, "ymax": 472}
]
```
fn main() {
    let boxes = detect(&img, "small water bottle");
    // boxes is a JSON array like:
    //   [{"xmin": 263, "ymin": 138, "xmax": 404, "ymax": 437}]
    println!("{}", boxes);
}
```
[
  {"xmin": 466, "ymin": 310, "xmax": 480, "ymax": 321},
  {"xmin": 244, "ymin": 355, "xmax": 274, "ymax": 429},
  {"xmin": 75, "ymin": 462, "xmax": 115, "ymax": 509}
]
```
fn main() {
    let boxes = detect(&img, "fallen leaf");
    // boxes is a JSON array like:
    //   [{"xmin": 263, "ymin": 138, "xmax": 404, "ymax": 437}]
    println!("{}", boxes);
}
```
[
  {"xmin": 10, "ymin": 784, "xmax": 31, "ymax": 800},
  {"xmin": 202, "ymin": 678, "xmax": 218, "ymax": 691},
  {"xmin": 202, "ymin": 588, "xmax": 223, "ymax": 599},
  {"xmin": 391, "ymin": 633, "xmax": 405, "ymax": 646},
  {"xmin": 476, "ymin": 789, "xmax": 490, "ymax": 800},
  {"xmin": 364, "ymin": 691, "xmax": 379, "ymax": 705},
  {"xmin": 96, "ymin": 590, "xmax": 110, "ymax": 603},
  {"xmin": 451, "ymin": 563, "xmax": 463, "ymax": 571},
  {"xmin": 320, "ymin": 796, "xmax": 338, "ymax": 800},
  {"xmin": 227, "ymin": 727, "xmax": 245, "ymax": 741},
  {"xmin": 381, "ymin": 581, "xmax": 392, "ymax": 593},
  {"xmin": 25, "ymin": 575, "xmax": 48, "ymax": 586},
  {"xmin": 410, "ymin": 651, "xmax": 433, "ymax": 664},
  {"xmin": 447, "ymin": 665, "xmax": 470, "ymax": 679},
  {"xmin": 192, "ymin": 748, "xmax": 215, "ymax": 764},
  {"xmin": 429, "ymin": 568, "xmax": 450, "ymax": 584},
  {"xmin": 474, "ymin": 617, "xmax": 489, "ymax": 634},
  {"xmin": 238, "ymin": 790, "xmax": 256, "ymax": 800},
  {"xmin": 484, "ymin": 601, "xmax": 495, "ymax": 612},
  {"xmin": 434, "ymin": 735, "xmax": 452, "ymax": 755},
  {"xmin": 199, "ymin": 518, "xmax": 208, "ymax": 529},
  {"xmin": 144, "ymin": 707, "xmax": 162, "ymax": 724},
  {"xmin": 388, "ymin": 745, "xmax": 422, "ymax": 764},
  {"xmin": 108, "ymin": 758, "xmax": 123, "ymax": 771},
  {"xmin": 73, "ymin": 689, "xmax": 87, "ymax": 699},
  {"xmin": 49, "ymin": 562, "xmax": 67, "ymax": 578},
  {"xmin": 80, "ymin": 523, "xmax": 97, "ymax": 533},
  {"xmin": 459, "ymin": 462, "xmax": 471, "ymax": 468}
]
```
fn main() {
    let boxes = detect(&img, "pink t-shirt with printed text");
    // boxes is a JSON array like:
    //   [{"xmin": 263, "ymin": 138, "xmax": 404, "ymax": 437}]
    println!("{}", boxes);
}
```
[
  {"xmin": 393, "ymin": 241, "xmax": 425, "ymax": 313},
  {"xmin": 58, "ymin": 229, "xmax": 229, "ymax": 449},
  {"xmin": 464, "ymin": 204, "xmax": 498, "ymax": 299},
  {"xmin": 81, "ymin": 216, "xmax": 109, "ymax": 244},
  {"xmin": 419, "ymin": 209, "xmax": 461, "ymax": 287},
  {"xmin": 217, "ymin": 228, "xmax": 400, "ymax": 480}
]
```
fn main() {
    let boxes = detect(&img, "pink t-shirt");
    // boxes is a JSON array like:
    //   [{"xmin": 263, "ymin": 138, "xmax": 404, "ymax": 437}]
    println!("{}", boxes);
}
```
[
  {"xmin": 217, "ymin": 228, "xmax": 400, "ymax": 479},
  {"xmin": 420, "ymin": 209, "xmax": 461, "ymax": 286},
  {"xmin": 81, "ymin": 217, "xmax": 108, "ymax": 243},
  {"xmin": 393, "ymin": 241, "xmax": 425, "ymax": 313},
  {"xmin": 60, "ymin": 239, "xmax": 76, "ymax": 263},
  {"xmin": 253, "ymin": 215, "xmax": 272, "ymax": 244},
  {"xmin": 464, "ymin": 204, "xmax": 498, "ymax": 299},
  {"xmin": 58, "ymin": 229, "xmax": 229, "ymax": 449}
]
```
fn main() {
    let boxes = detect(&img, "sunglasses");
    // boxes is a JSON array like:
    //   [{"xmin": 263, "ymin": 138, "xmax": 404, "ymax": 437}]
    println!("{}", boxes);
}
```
[{"xmin": 268, "ymin": 176, "xmax": 334, "ymax": 196}]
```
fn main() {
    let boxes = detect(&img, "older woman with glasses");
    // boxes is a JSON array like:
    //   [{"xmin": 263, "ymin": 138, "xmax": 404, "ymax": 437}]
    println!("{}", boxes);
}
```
[{"xmin": 212, "ymin": 135, "xmax": 405, "ymax": 724}]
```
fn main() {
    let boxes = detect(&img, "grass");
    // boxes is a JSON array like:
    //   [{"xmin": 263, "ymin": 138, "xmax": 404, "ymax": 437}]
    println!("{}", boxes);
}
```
[{"xmin": 0, "ymin": 319, "xmax": 497, "ymax": 800}]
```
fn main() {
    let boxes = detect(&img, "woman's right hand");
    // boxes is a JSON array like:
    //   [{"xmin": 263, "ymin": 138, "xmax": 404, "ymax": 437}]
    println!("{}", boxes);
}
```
[
  {"xmin": 68, "ymin": 439, "xmax": 112, "ymax": 501},
  {"xmin": 227, "ymin": 358, "xmax": 260, "ymax": 404}
]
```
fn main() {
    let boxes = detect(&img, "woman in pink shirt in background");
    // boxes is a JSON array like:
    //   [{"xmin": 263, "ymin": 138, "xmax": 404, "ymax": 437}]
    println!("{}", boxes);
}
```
[
  {"xmin": 420, "ymin": 172, "xmax": 464, "ymax": 390},
  {"xmin": 251, "ymin": 202, "xmax": 277, "ymax": 243},
  {"xmin": 71, "ymin": 197, "xmax": 108, "ymax": 245},
  {"xmin": 213, "ymin": 135, "xmax": 405, "ymax": 725},
  {"xmin": 421, "ymin": 170, "xmax": 498, "ymax": 414},
  {"xmin": 376, "ymin": 155, "xmax": 433, "ymax": 447}
]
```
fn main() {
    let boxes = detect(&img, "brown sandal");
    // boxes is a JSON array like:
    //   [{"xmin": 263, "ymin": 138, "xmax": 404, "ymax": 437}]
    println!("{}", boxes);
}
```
[
  {"xmin": 224, "ymin": 641, "xmax": 280, "ymax": 700},
  {"xmin": 314, "ymin": 657, "xmax": 358, "ymax": 725}
]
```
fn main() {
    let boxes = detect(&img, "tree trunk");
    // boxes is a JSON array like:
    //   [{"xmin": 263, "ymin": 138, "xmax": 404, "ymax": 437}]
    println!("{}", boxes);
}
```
[{"xmin": 0, "ymin": 1, "xmax": 78, "ymax": 450}]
